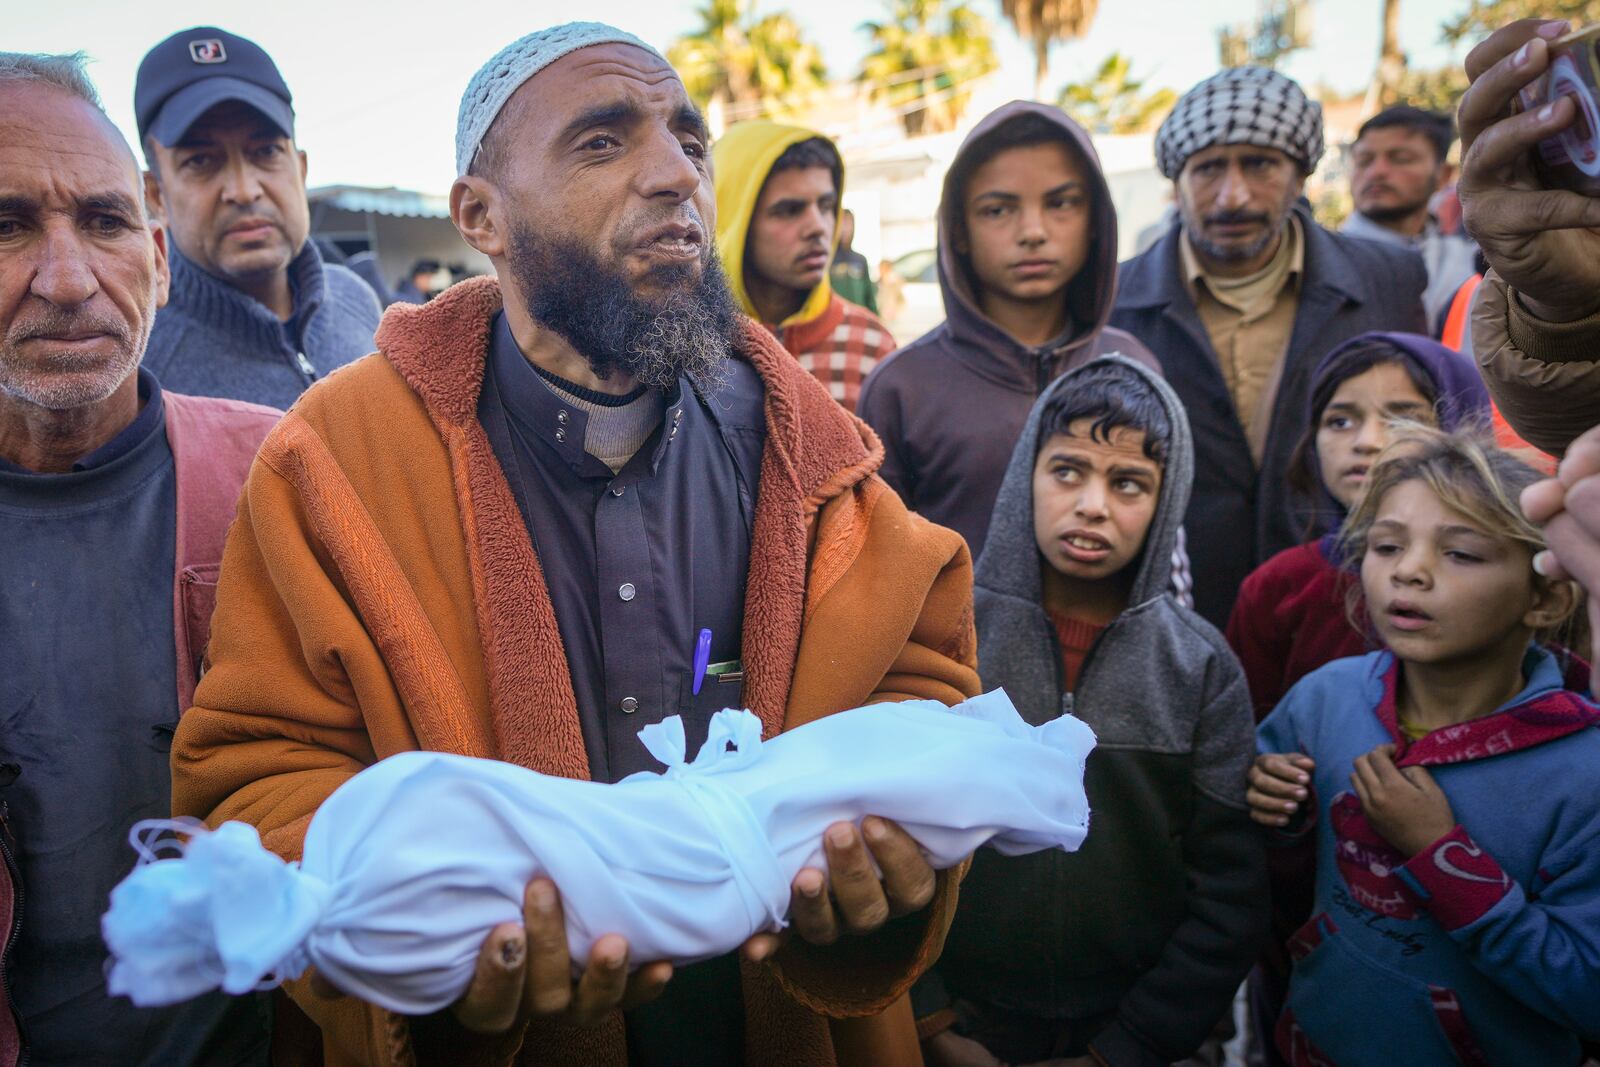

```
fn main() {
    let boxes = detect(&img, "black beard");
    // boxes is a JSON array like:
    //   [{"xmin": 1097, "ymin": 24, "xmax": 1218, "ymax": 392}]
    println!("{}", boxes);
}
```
[
  {"xmin": 506, "ymin": 224, "xmax": 741, "ymax": 393},
  {"xmin": 1358, "ymin": 197, "xmax": 1432, "ymax": 225}
]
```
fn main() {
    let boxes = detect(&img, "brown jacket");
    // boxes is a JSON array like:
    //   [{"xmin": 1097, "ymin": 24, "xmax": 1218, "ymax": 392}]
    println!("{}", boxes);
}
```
[
  {"xmin": 171, "ymin": 276, "xmax": 980, "ymax": 1067},
  {"xmin": 1472, "ymin": 269, "xmax": 1600, "ymax": 455}
]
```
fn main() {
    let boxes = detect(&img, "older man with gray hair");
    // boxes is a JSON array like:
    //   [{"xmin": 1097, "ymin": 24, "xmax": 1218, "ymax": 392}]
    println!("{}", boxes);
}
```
[
  {"xmin": 1110, "ymin": 66, "xmax": 1429, "ymax": 626},
  {"xmin": 0, "ymin": 51, "xmax": 278, "ymax": 1065},
  {"xmin": 173, "ymin": 21, "xmax": 979, "ymax": 1067}
]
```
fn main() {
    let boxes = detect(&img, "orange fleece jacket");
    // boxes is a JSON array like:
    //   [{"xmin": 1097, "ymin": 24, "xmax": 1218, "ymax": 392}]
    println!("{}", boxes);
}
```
[{"xmin": 171, "ymin": 276, "xmax": 979, "ymax": 1067}]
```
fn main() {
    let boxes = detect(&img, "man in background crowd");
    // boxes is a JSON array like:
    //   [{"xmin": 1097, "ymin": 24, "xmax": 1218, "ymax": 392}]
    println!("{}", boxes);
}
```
[
  {"xmin": 393, "ymin": 257, "xmax": 441, "ymax": 304},
  {"xmin": 829, "ymin": 208, "xmax": 878, "ymax": 314},
  {"xmin": 135, "ymin": 26, "xmax": 380, "ymax": 408},
  {"xmin": 1111, "ymin": 66, "xmax": 1427, "ymax": 626},
  {"xmin": 1343, "ymin": 105, "xmax": 1478, "ymax": 334},
  {"xmin": 714, "ymin": 121, "xmax": 895, "ymax": 413},
  {"xmin": 0, "ymin": 51, "xmax": 278, "ymax": 1066}
]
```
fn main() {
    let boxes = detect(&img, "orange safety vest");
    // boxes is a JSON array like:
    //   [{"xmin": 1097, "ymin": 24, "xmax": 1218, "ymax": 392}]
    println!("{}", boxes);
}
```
[{"xmin": 1442, "ymin": 273, "xmax": 1558, "ymax": 474}]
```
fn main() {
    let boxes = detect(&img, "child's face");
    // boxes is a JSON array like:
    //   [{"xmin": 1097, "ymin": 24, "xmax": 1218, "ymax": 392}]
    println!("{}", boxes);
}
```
[
  {"xmin": 1361, "ymin": 480, "xmax": 1545, "ymax": 665},
  {"xmin": 1316, "ymin": 363, "xmax": 1435, "ymax": 509},
  {"xmin": 961, "ymin": 141, "xmax": 1093, "ymax": 308},
  {"xmin": 1032, "ymin": 422, "xmax": 1162, "ymax": 585}
]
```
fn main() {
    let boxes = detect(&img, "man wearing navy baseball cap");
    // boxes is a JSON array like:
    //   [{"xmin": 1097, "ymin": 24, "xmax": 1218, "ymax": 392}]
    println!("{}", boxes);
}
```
[{"xmin": 136, "ymin": 27, "xmax": 380, "ymax": 409}]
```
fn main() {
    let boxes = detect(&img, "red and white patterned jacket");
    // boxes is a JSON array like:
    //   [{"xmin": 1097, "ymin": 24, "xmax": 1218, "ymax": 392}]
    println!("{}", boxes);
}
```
[{"xmin": 770, "ymin": 292, "xmax": 896, "ymax": 415}]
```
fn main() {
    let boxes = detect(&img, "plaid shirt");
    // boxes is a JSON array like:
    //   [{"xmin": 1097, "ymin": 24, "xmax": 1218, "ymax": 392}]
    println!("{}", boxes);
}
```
[{"xmin": 776, "ymin": 292, "xmax": 896, "ymax": 414}]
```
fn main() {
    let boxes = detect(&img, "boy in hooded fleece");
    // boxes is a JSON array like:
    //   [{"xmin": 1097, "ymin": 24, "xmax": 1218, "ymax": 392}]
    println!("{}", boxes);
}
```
[
  {"xmin": 917, "ymin": 357, "xmax": 1266, "ymax": 1067},
  {"xmin": 858, "ymin": 103, "xmax": 1157, "ymax": 558}
]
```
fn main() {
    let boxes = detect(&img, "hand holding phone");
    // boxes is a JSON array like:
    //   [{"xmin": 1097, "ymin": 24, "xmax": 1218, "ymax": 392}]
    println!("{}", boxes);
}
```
[
  {"xmin": 1459, "ymin": 19, "xmax": 1600, "ymax": 322},
  {"xmin": 1517, "ymin": 25, "xmax": 1600, "ymax": 194}
]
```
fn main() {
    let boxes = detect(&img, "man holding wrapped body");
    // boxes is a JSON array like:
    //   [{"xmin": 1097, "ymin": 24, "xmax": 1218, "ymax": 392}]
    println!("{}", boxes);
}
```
[{"xmin": 170, "ymin": 22, "xmax": 980, "ymax": 1067}]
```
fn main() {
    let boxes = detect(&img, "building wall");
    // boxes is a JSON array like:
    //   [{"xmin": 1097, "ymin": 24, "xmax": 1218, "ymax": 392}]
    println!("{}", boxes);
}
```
[
  {"xmin": 842, "ymin": 129, "xmax": 1171, "ymax": 267},
  {"xmin": 310, "ymin": 206, "xmax": 490, "ymax": 295},
  {"xmin": 373, "ymin": 215, "xmax": 491, "ymax": 291}
]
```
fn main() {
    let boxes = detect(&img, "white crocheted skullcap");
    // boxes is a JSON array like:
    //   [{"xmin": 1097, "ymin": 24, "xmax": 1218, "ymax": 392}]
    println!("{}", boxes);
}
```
[
  {"xmin": 1154, "ymin": 66, "xmax": 1324, "ymax": 180},
  {"xmin": 456, "ymin": 22, "xmax": 666, "ymax": 176}
]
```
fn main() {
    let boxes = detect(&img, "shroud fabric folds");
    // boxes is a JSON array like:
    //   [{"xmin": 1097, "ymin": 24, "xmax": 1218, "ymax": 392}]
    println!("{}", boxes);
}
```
[{"xmin": 102, "ymin": 690, "xmax": 1094, "ymax": 1014}]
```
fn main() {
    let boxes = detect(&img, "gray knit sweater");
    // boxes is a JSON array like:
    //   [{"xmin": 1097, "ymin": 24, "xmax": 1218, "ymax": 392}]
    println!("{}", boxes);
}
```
[{"xmin": 145, "ymin": 242, "xmax": 381, "ymax": 409}]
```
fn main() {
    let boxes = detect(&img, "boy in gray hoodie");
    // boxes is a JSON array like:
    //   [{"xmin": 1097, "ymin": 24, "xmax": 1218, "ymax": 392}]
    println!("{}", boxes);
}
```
[{"xmin": 918, "ymin": 357, "xmax": 1266, "ymax": 1067}]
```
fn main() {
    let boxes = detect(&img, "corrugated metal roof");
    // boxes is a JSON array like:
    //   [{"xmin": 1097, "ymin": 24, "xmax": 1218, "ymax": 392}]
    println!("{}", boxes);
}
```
[{"xmin": 308, "ymin": 185, "xmax": 452, "ymax": 219}]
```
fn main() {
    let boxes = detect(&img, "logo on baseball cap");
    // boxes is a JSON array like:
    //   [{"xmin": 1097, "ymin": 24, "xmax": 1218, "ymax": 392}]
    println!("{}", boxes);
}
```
[
  {"xmin": 188, "ymin": 39, "xmax": 227, "ymax": 64},
  {"xmin": 135, "ymin": 27, "xmax": 294, "ymax": 147}
]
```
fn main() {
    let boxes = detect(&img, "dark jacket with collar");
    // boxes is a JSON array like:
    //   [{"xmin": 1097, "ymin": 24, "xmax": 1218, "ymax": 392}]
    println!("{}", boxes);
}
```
[
  {"xmin": 858, "ymin": 102, "xmax": 1157, "ymax": 559},
  {"xmin": 1109, "ymin": 206, "xmax": 1426, "ymax": 625},
  {"xmin": 922, "ymin": 356, "xmax": 1265, "ymax": 1067},
  {"xmin": 145, "ymin": 241, "xmax": 381, "ymax": 410}
]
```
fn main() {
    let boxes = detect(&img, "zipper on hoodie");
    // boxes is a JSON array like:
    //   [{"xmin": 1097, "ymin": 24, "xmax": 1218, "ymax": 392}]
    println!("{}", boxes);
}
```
[
  {"xmin": 1032, "ymin": 343, "xmax": 1076, "ymax": 395},
  {"xmin": 1054, "ymin": 615, "xmax": 1119, "ymax": 719},
  {"xmin": 0, "ymin": 771, "xmax": 30, "ymax": 1067},
  {"xmin": 1056, "ymin": 592, "xmax": 1173, "ymax": 719},
  {"xmin": 1035, "ymin": 348, "xmax": 1053, "ymax": 395},
  {"xmin": 294, "ymin": 351, "xmax": 317, "ymax": 384}
]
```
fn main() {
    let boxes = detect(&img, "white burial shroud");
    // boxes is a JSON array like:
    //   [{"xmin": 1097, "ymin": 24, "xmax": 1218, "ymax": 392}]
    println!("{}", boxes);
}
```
[{"xmin": 102, "ymin": 690, "xmax": 1094, "ymax": 1015}]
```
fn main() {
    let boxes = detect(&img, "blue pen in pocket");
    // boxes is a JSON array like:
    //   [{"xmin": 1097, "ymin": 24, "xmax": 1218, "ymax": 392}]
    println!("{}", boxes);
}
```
[{"xmin": 692, "ymin": 628, "xmax": 713, "ymax": 695}]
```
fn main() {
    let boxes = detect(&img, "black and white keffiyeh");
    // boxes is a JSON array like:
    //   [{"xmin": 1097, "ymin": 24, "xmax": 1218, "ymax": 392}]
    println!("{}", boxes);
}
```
[{"xmin": 1155, "ymin": 66, "xmax": 1324, "ymax": 179}]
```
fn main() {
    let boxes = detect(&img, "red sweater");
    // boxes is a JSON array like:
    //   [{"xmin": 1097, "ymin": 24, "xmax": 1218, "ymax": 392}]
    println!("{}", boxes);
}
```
[
  {"xmin": 1225, "ymin": 538, "xmax": 1373, "ymax": 722},
  {"xmin": 1046, "ymin": 609, "xmax": 1107, "ymax": 692}
]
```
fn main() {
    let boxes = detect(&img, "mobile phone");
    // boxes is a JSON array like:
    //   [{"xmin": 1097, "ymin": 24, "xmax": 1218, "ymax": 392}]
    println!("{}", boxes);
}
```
[{"xmin": 1520, "ymin": 25, "xmax": 1600, "ymax": 195}]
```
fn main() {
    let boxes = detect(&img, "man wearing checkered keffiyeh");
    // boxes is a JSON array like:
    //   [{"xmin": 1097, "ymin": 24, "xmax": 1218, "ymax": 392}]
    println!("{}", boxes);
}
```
[
  {"xmin": 1153, "ymin": 67, "xmax": 1326, "ymax": 186},
  {"xmin": 1109, "ymin": 67, "xmax": 1428, "ymax": 632}
]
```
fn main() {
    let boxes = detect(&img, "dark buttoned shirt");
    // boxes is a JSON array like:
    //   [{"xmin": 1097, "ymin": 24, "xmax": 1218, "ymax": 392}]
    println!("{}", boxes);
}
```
[
  {"xmin": 478, "ymin": 313, "xmax": 767, "ymax": 783},
  {"xmin": 478, "ymin": 315, "xmax": 767, "ymax": 1064}
]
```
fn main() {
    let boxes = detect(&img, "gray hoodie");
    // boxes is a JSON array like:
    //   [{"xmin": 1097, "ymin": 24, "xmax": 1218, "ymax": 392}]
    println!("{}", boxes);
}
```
[{"xmin": 925, "ymin": 356, "xmax": 1267, "ymax": 1066}]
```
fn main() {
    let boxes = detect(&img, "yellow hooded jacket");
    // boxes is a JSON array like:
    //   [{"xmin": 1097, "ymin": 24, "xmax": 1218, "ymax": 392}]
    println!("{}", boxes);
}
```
[{"xmin": 713, "ymin": 119, "xmax": 839, "ymax": 329}]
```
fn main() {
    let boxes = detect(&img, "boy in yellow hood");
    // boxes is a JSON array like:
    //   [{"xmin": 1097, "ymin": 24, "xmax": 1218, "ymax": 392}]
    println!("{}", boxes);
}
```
[{"xmin": 713, "ymin": 121, "xmax": 895, "ymax": 413}]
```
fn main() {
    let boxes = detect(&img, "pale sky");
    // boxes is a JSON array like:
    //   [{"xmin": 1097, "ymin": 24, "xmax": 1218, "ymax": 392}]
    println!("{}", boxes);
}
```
[{"xmin": 10, "ymin": 0, "xmax": 1471, "ymax": 193}]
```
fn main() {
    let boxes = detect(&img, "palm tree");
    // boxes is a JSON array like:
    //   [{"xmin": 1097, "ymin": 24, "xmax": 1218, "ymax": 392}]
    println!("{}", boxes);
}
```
[
  {"xmin": 669, "ymin": 0, "xmax": 828, "ymax": 133},
  {"xmin": 1443, "ymin": 0, "xmax": 1600, "ymax": 45},
  {"xmin": 859, "ymin": 0, "xmax": 999, "ymax": 136},
  {"xmin": 1394, "ymin": 65, "xmax": 1468, "ymax": 113},
  {"xmin": 1058, "ymin": 53, "xmax": 1176, "ymax": 135},
  {"xmin": 1000, "ymin": 0, "xmax": 1100, "ymax": 103},
  {"xmin": 1374, "ymin": 0, "xmax": 1404, "ymax": 108}
]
